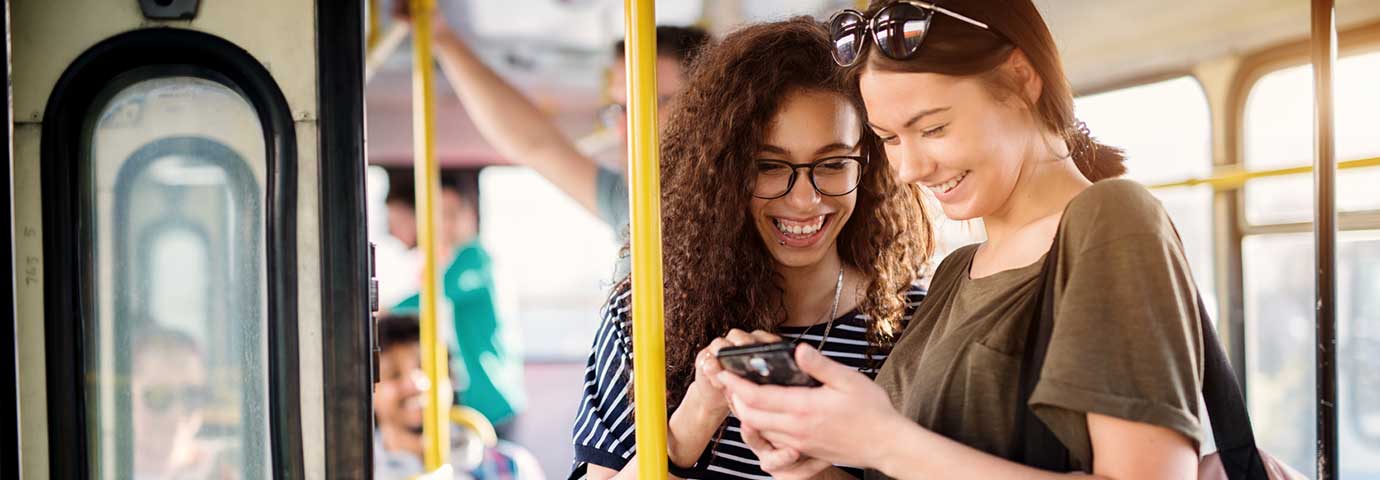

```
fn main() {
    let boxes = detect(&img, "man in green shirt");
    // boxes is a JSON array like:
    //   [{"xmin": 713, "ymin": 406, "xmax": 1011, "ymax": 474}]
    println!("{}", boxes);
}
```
[{"xmin": 393, "ymin": 181, "xmax": 526, "ymax": 435}]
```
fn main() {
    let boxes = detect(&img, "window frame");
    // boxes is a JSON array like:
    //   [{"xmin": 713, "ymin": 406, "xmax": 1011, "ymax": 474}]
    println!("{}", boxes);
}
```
[
  {"xmin": 39, "ymin": 29, "xmax": 301, "ymax": 479},
  {"xmin": 1221, "ymin": 19, "xmax": 1380, "ymax": 476},
  {"xmin": 1227, "ymin": 23, "xmax": 1380, "ymax": 235}
]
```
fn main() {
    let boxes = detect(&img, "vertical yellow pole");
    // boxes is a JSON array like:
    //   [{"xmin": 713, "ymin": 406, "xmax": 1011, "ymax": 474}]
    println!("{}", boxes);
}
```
[
  {"xmin": 367, "ymin": 0, "xmax": 381, "ymax": 52},
  {"xmin": 410, "ymin": 0, "xmax": 450, "ymax": 472},
  {"xmin": 623, "ymin": 0, "xmax": 669, "ymax": 478}
]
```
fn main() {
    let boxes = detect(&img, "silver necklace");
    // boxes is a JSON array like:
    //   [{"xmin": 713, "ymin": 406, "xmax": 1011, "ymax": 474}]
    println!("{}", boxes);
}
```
[{"xmin": 796, "ymin": 266, "xmax": 845, "ymax": 348}]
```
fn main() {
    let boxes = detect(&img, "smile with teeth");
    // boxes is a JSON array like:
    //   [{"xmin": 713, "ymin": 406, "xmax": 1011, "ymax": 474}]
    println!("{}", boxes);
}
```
[
  {"xmin": 927, "ymin": 171, "xmax": 970, "ymax": 194},
  {"xmin": 773, "ymin": 215, "xmax": 826, "ymax": 237}
]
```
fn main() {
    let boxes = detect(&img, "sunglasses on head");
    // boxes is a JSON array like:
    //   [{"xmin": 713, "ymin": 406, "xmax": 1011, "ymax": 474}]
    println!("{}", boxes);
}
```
[{"xmin": 828, "ymin": 1, "xmax": 990, "ymax": 67}]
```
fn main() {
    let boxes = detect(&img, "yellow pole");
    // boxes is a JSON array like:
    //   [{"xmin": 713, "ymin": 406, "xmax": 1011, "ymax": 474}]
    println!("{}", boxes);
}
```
[
  {"xmin": 624, "ymin": 0, "xmax": 669, "ymax": 478},
  {"xmin": 1148, "ymin": 156, "xmax": 1380, "ymax": 191},
  {"xmin": 410, "ymin": 0, "xmax": 450, "ymax": 472},
  {"xmin": 367, "ymin": 0, "xmax": 381, "ymax": 52}
]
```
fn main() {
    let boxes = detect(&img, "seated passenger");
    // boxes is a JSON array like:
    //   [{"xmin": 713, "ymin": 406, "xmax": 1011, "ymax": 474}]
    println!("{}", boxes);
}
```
[
  {"xmin": 570, "ymin": 18, "xmax": 932, "ymax": 479},
  {"xmin": 373, "ymin": 313, "xmax": 542, "ymax": 480},
  {"xmin": 720, "ymin": 1, "xmax": 1300, "ymax": 478}
]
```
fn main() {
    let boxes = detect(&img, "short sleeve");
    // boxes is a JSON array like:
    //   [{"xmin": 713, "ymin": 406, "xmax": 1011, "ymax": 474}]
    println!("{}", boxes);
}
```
[
  {"xmin": 1029, "ymin": 179, "xmax": 1205, "ymax": 467},
  {"xmin": 595, "ymin": 167, "xmax": 632, "ymax": 279},
  {"xmin": 595, "ymin": 166, "xmax": 630, "ymax": 231},
  {"xmin": 571, "ymin": 288, "xmax": 638, "ymax": 471}
]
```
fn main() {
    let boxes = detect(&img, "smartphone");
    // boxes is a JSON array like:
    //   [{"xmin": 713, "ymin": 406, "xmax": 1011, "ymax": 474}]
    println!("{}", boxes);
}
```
[{"xmin": 714, "ymin": 341, "xmax": 821, "ymax": 387}]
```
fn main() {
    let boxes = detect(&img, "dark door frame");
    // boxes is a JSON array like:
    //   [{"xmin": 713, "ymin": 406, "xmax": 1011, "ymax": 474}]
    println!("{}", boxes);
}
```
[
  {"xmin": 316, "ymin": 1, "xmax": 373, "ymax": 478},
  {"xmin": 3, "ymin": 0, "xmax": 20, "ymax": 476}
]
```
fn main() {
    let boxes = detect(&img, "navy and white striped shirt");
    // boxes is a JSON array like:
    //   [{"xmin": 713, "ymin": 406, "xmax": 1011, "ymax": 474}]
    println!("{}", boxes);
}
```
[{"xmin": 570, "ymin": 284, "xmax": 926, "ymax": 479}]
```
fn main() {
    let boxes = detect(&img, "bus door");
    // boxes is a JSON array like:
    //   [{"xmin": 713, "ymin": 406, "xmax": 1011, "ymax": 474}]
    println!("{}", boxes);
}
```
[{"xmin": 8, "ymin": 1, "xmax": 373, "ymax": 478}]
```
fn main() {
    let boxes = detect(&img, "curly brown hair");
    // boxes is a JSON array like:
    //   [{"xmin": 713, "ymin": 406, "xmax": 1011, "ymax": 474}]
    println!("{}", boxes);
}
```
[{"xmin": 617, "ymin": 17, "xmax": 934, "ymax": 408}]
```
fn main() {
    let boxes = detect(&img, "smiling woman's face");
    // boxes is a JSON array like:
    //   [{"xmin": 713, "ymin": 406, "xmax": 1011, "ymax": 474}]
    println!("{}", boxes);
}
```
[
  {"xmin": 749, "ymin": 89, "xmax": 862, "ymax": 269},
  {"xmin": 860, "ymin": 68, "xmax": 1038, "ymax": 221}
]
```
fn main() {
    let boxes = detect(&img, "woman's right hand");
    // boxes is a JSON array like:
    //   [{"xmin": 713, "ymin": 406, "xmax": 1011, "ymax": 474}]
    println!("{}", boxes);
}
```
[{"xmin": 687, "ymin": 329, "xmax": 782, "ymax": 419}]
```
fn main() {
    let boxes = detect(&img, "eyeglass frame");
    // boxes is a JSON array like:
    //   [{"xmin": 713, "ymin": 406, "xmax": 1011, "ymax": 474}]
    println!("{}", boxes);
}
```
[
  {"xmin": 750, "ymin": 155, "xmax": 868, "ymax": 200},
  {"xmin": 828, "ymin": 0, "xmax": 991, "ymax": 67}
]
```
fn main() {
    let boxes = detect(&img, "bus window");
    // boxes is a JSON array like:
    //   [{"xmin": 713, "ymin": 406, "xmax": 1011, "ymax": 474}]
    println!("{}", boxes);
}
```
[
  {"xmin": 1074, "ymin": 77, "xmax": 1216, "ymax": 311},
  {"xmin": 1243, "ymin": 50, "xmax": 1380, "ymax": 225},
  {"xmin": 477, "ymin": 166, "xmax": 620, "ymax": 360},
  {"xmin": 85, "ymin": 74, "xmax": 270, "ymax": 479},
  {"xmin": 1242, "ymin": 49, "xmax": 1380, "ymax": 478}
]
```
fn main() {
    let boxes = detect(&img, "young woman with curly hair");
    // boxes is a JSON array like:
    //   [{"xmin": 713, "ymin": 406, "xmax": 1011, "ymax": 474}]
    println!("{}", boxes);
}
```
[{"xmin": 569, "ymin": 18, "xmax": 933, "ymax": 480}]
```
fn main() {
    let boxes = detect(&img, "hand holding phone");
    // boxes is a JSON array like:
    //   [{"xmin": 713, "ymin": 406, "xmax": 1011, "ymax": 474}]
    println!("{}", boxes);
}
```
[{"xmin": 715, "ymin": 341, "xmax": 821, "ymax": 387}]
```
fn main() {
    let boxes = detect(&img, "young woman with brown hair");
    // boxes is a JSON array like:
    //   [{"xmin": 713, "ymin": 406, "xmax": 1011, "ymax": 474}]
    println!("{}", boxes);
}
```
[
  {"xmin": 569, "ymin": 18, "xmax": 933, "ymax": 480},
  {"xmin": 717, "ymin": 1, "xmax": 1298, "ymax": 478}
]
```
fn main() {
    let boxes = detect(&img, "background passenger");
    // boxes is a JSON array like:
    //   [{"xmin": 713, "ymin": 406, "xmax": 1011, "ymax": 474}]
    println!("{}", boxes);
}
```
[
  {"xmin": 720, "ymin": 1, "xmax": 1301, "ymax": 478},
  {"xmin": 396, "ymin": 4, "xmax": 709, "ymax": 233},
  {"xmin": 570, "ymin": 18, "xmax": 932, "ymax": 480},
  {"xmin": 393, "ymin": 179, "xmax": 527, "ymax": 439},
  {"xmin": 373, "ymin": 313, "xmax": 542, "ymax": 480},
  {"xmin": 131, "ymin": 326, "xmax": 224, "ymax": 480}
]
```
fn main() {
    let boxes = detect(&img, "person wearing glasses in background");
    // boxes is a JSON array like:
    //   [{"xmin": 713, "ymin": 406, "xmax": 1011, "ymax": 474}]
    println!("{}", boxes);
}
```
[
  {"xmin": 131, "ymin": 326, "xmax": 228, "ymax": 480},
  {"xmin": 396, "ymin": 5, "xmax": 709, "ymax": 238},
  {"xmin": 570, "ymin": 19, "xmax": 931, "ymax": 480},
  {"xmin": 719, "ymin": 2, "xmax": 1303, "ymax": 479}
]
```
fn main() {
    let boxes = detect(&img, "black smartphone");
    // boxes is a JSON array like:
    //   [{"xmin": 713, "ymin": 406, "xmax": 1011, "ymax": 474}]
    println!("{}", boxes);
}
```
[{"xmin": 714, "ymin": 341, "xmax": 821, "ymax": 387}]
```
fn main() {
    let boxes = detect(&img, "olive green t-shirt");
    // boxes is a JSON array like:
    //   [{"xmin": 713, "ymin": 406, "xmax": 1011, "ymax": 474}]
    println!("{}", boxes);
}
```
[{"xmin": 869, "ymin": 179, "xmax": 1205, "ymax": 477}]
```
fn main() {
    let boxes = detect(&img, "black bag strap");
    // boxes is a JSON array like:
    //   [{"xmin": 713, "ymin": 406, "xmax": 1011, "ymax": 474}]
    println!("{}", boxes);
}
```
[
  {"xmin": 1016, "ymin": 232, "xmax": 1269, "ymax": 479},
  {"xmin": 1014, "ymin": 240, "xmax": 1071, "ymax": 471}
]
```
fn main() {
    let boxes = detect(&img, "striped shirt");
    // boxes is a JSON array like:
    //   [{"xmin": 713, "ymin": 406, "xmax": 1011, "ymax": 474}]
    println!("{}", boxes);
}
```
[{"xmin": 570, "ymin": 284, "xmax": 926, "ymax": 479}]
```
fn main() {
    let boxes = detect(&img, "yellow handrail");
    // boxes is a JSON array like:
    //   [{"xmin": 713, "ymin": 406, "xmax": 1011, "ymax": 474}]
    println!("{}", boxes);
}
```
[
  {"xmin": 1148, "ymin": 156, "xmax": 1380, "ymax": 191},
  {"xmin": 410, "ymin": 0, "xmax": 450, "ymax": 472},
  {"xmin": 624, "ymin": 0, "xmax": 670, "ymax": 478}
]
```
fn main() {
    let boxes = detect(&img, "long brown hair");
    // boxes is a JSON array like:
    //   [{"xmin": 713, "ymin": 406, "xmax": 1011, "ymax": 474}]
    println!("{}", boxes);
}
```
[
  {"xmin": 847, "ymin": 0, "xmax": 1125, "ymax": 181},
  {"xmin": 618, "ymin": 17, "xmax": 933, "ymax": 408}
]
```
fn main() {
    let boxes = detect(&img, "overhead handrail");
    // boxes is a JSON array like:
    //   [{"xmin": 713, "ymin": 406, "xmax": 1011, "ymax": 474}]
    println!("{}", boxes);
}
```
[
  {"xmin": 1147, "ymin": 156, "xmax": 1379, "ymax": 191},
  {"xmin": 624, "ymin": 0, "xmax": 670, "ymax": 478},
  {"xmin": 409, "ymin": 0, "xmax": 451, "ymax": 473}
]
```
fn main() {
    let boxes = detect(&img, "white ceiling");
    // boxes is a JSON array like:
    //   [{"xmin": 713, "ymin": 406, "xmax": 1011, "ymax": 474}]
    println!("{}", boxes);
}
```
[
  {"xmin": 1036, "ymin": 0, "xmax": 1380, "ymax": 91},
  {"xmin": 366, "ymin": 0, "xmax": 1380, "ymax": 166}
]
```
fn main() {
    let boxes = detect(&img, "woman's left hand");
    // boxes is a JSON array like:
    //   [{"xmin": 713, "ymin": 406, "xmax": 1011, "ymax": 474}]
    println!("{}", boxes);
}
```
[
  {"xmin": 740, "ymin": 423, "xmax": 833, "ymax": 479},
  {"xmin": 718, "ymin": 343, "xmax": 904, "ymax": 469}
]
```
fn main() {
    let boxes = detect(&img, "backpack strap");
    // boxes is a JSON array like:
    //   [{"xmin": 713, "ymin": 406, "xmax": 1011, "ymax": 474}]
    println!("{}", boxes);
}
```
[
  {"xmin": 1015, "ymin": 239, "xmax": 1072, "ymax": 471},
  {"xmin": 1016, "ymin": 233, "xmax": 1268, "ymax": 479}
]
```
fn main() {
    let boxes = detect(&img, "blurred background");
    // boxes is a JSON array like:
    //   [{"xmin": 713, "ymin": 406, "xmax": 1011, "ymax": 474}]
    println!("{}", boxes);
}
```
[{"xmin": 360, "ymin": 0, "xmax": 1380, "ymax": 476}]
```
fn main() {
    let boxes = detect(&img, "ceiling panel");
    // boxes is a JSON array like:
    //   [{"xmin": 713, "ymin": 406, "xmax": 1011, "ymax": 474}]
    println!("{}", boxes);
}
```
[{"xmin": 366, "ymin": 0, "xmax": 1380, "ymax": 166}]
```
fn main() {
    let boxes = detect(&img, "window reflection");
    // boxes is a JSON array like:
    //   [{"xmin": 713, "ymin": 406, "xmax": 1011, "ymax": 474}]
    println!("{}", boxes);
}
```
[{"xmin": 85, "ymin": 74, "xmax": 269, "ymax": 479}]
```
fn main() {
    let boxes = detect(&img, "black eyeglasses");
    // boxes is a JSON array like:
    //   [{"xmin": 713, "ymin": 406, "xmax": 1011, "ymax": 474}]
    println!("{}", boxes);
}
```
[
  {"xmin": 828, "ymin": 1, "xmax": 990, "ymax": 67},
  {"xmin": 751, "ymin": 156, "xmax": 866, "ymax": 200}
]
